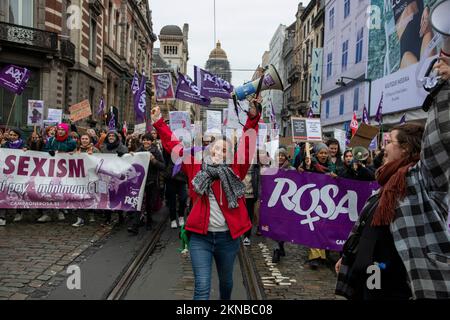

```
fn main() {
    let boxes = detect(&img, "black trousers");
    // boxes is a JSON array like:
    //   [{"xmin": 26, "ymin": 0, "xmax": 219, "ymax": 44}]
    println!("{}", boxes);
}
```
[
  {"xmin": 244, "ymin": 198, "xmax": 256, "ymax": 238},
  {"xmin": 165, "ymin": 180, "xmax": 187, "ymax": 221}
]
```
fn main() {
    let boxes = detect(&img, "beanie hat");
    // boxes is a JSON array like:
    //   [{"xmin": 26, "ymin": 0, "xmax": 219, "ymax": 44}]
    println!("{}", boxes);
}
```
[{"xmin": 314, "ymin": 142, "xmax": 328, "ymax": 154}]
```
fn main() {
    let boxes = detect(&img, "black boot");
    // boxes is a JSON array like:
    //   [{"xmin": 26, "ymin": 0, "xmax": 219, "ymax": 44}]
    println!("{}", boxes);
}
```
[
  {"xmin": 278, "ymin": 242, "xmax": 286, "ymax": 257},
  {"xmin": 127, "ymin": 225, "xmax": 139, "ymax": 235},
  {"xmin": 272, "ymin": 249, "xmax": 280, "ymax": 263}
]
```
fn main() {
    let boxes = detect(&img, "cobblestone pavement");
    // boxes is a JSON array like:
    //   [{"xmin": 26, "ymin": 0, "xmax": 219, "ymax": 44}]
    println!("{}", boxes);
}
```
[
  {"xmin": 247, "ymin": 235, "xmax": 343, "ymax": 300},
  {"xmin": 0, "ymin": 215, "xmax": 114, "ymax": 300}
]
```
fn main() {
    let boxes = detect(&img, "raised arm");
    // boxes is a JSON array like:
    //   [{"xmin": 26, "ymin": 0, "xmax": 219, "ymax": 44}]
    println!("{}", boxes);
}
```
[
  {"xmin": 151, "ymin": 106, "xmax": 184, "ymax": 160},
  {"xmin": 233, "ymin": 100, "xmax": 261, "ymax": 179},
  {"xmin": 419, "ymin": 82, "xmax": 450, "ymax": 193}
]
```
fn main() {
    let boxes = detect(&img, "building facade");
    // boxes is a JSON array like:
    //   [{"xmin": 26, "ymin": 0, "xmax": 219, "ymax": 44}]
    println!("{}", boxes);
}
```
[
  {"xmin": 282, "ymin": 22, "xmax": 297, "ymax": 136},
  {"xmin": 320, "ymin": 0, "xmax": 369, "ymax": 135},
  {"xmin": 0, "ymin": 0, "xmax": 156, "ymax": 131}
]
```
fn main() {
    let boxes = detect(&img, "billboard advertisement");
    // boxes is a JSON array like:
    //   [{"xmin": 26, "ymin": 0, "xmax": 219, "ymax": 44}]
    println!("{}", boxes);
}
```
[{"xmin": 367, "ymin": 0, "xmax": 441, "ymax": 116}]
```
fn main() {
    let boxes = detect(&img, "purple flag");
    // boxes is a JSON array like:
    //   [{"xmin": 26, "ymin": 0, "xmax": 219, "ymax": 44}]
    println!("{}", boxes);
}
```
[
  {"xmin": 399, "ymin": 114, "xmax": 406, "ymax": 124},
  {"xmin": 362, "ymin": 105, "xmax": 369, "ymax": 124},
  {"xmin": 131, "ymin": 70, "xmax": 140, "ymax": 96},
  {"xmin": 344, "ymin": 121, "xmax": 351, "ymax": 146},
  {"xmin": 260, "ymin": 170, "xmax": 379, "ymax": 251},
  {"xmin": 375, "ymin": 92, "xmax": 383, "ymax": 124},
  {"xmin": 108, "ymin": 108, "xmax": 116, "ymax": 130},
  {"xmin": 97, "ymin": 97, "xmax": 105, "ymax": 116},
  {"xmin": 194, "ymin": 66, "xmax": 233, "ymax": 99},
  {"xmin": 134, "ymin": 72, "xmax": 147, "ymax": 123},
  {"xmin": 0, "ymin": 64, "xmax": 31, "ymax": 95},
  {"xmin": 175, "ymin": 73, "xmax": 211, "ymax": 106}
]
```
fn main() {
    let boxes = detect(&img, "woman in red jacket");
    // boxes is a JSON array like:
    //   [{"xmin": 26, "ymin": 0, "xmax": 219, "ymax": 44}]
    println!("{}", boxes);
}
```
[{"xmin": 151, "ymin": 101, "xmax": 260, "ymax": 300}]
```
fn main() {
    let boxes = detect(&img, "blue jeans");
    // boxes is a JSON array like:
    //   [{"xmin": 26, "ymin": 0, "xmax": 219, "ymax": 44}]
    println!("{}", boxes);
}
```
[{"xmin": 189, "ymin": 231, "xmax": 240, "ymax": 300}]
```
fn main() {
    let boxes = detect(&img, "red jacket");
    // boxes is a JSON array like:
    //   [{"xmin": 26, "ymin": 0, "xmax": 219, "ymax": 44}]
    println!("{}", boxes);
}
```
[{"xmin": 153, "ymin": 114, "xmax": 260, "ymax": 239}]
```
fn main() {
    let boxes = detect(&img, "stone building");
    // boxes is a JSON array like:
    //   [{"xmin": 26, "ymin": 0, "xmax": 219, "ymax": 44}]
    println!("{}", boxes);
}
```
[{"xmin": 0, "ymin": 0, "xmax": 156, "ymax": 131}]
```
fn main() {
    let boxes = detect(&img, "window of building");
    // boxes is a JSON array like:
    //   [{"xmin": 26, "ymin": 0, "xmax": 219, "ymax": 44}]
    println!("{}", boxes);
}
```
[
  {"xmin": 356, "ymin": 28, "xmax": 364, "ymax": 63},
  {"xmin": 344, "ymin": 0, "xmax": 351, "ymax": 18},
  {"xmin": 327, "ymin": 53, "xmax": 333, "ymax": 79},
  {"xmin": 329, "ymin": 7, "xmax": 335, "ymax": 30},
  {"xmin": 89, "ymin": 87, "xmax": 95, "ymax": 109},
  {"xmin": 8, "ymin": 0, "xmax": 34, "ymax": 27},
  {"xmin": 89, "ymin": 16, "xmax": 97, "ymax": 62},
  {"xmin": 115, "ymin": 11, "xmax": 120, "ymax": 52},
  {"xmin": 339, "ymin": 94, "xmax": 345, "ymax": 115},
  {"xmin": 353, "ymin": 87, "xmax": 359, "ymax": 111},
  {"xmin": 326, "ymin": 100, "xmax": 330, "ymax": 119},
  {"xmin": 342, "ymin": 40, "xmax": 349, "ymax": 72}
]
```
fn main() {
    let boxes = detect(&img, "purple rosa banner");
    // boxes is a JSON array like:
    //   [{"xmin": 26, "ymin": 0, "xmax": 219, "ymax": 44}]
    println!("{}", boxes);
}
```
[
  {"xmin": 259, "ymin": 170, "xmax": 380, "ymax": 251},
  {"xmin": 194, "ymin": 66, "xmax": 233, "ymax": 100},
  {"xmin": 0, "ymin": 64, "xmax": 31, "ymax": 95},
  {"xmin": 0, "ymin": 149, "xmax": 150, "ymax": 211},
  {"xmin": 175, "ymin": 72, "xmax": 211, "ymax": 106}
]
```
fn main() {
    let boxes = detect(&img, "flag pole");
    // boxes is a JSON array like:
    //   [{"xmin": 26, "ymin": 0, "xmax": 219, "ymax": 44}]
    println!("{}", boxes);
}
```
[{"xmin": 5, "ymin": 94, "xmax": 18, "ymax": 131}]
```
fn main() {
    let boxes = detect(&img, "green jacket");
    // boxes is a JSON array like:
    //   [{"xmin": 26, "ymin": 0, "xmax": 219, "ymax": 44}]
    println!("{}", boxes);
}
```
[{"xmin": 44, "ymin": 136, "xmax": 77, "ymax": 152}]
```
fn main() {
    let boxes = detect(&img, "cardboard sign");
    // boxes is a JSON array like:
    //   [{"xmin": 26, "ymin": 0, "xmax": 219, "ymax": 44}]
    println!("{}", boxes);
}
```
[
  {"xmin": 69, "ymin": 100, "xmax": 92, "ymax": 122},
  {"xmin": 333, "ymin": 129, "xmax": 347, "ymax": 154},
  {"xmin": 27, "ymin": 100, "xmax": 44, "ymax": 126},
  {"xmin": 291, "ymin": 117, "xmax": 322, "ymax": 142},
  {"xmin": 348, "ymin": 123, "xmax": 380, "ymax": 149}
]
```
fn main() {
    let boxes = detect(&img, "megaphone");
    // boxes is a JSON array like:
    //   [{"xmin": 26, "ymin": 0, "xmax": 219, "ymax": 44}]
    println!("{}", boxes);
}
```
[
  {"xmin": 232, "ymin": 64, "xmax": 284, "ymax": 101},
  {"xmin": 422, "ymin": 0, "xmax": 450, "ymax": 96},
  {"xmin": 95, "ymin": 159, "xmax": 126, "ymax": 180},
  {"xmin": 431, "ymin": 0, "xmax": 450, "ymax": 55},
  {"xmin": 352, "ymin": 146, "xmax": 370, "ymax": 162}
]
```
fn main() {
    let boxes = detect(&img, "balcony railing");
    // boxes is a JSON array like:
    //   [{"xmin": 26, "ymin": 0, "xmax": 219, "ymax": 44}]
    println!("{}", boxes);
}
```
[
  {"xmin": 60, "ymin": 39, "xmax": 75, "ymax": 66},
  {"xmin": 0, "ymin": 22, "xmax": 58, "ymax": 52}
]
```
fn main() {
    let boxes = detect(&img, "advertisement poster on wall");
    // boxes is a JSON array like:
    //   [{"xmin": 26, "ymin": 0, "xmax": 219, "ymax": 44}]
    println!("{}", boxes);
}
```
[{"xmin": 367, "ymin": 0, "xmax": 442, "ymax": 116}]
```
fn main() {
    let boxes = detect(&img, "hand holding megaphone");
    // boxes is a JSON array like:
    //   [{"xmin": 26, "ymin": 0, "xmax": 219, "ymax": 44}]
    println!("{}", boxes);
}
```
[{"xmin": 434, "ymin": 56, "xmax": 450, "ymax": 81}]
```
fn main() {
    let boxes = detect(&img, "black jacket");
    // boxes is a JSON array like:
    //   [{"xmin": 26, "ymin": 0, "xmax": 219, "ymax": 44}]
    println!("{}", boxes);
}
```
[
  {"xmin": 338, "ymin": 164, "xmax": 375, "ymax": 181},
  {"xmin": 137, "ymin": 145, "xmax": 165, "ymax": 185}
]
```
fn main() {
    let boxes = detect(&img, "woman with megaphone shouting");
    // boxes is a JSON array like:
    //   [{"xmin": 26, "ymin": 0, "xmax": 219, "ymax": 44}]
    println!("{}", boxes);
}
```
[{"xmin": 151, "ymin": 99, "xmax": 260, "ymax": 300}]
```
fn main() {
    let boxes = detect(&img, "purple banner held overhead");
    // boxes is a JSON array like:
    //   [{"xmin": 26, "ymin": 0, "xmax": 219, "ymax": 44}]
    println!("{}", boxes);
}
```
[
  {"xmin": 175, "ymin": 73, "xmax": 211, "ymax": 106},
  {"xmin": 194, "ymin": 66, "xmax": 233, "ymax": 100},
  {"xmin": 259, "ymin": 170, "xmax": 380, "ymax": 251},
  {"xmin": 0, "ymin": 64, "xmax": 31, "ymax": 95},
  {"xmin": 134, "ymin": 72, "xmax": 147, "ymax": 123}
]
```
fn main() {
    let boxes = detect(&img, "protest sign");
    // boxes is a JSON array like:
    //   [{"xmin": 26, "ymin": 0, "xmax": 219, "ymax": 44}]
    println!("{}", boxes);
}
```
[
  {"xmin": 69, "ymin": 100, "xmax": 92, "ymax": 122},
  {"xmin": 47, "ymin": 108, "xmax": 63, "ymax": 124},
  {"xmin": 333, "ymin": 129, "xmax": 347, "ymax": 154},
  {"xmin": 291, "ymin": 117, "xmax": 322, "ymax": 142},
  {"xmin": 206, "ymin": 110, "xmax": 222, "ymax": 134},
  {"xmin": 27, "ymin": 100, "xmax": 44, "ymax": 126},
  {"xmin": 260, "ymin": 170, "xmax": 380, "ymax": 251},
  {"xmin": 133, "ymin": 122, "xmax": 146, "ymax": 135},
  {"xmin": 348, "ymin": 123, "xmax": 379, "ymax": 149},
  {"xmin": 0, "ymin": 149, "xmax": 150, "ymax": 211}
]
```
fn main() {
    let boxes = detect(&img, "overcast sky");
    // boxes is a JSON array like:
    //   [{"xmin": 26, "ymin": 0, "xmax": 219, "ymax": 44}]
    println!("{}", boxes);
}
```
[{"xmin": 150, "ymin": 0, "xmax": 309, "ymax": 86}]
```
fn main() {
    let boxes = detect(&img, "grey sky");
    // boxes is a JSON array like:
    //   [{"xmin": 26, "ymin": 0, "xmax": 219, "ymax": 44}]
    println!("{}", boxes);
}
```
[{"xmin": 150, "ymin": 0, "xmax": 309, "ymax": 86}]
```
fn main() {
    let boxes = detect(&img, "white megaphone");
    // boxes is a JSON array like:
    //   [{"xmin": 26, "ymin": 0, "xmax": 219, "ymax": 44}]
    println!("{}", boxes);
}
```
[
  {"xmin": 431, "ymin": 0, "xmax": 450, "ymax": 56},
  {"xmin": 95, "ymin": 159, "xmax": 126, "ymax": 180},
  {"xmin": 352, "ymin": 146, "xmax": 370, "ymax": 162},
  {"xmin": 232, "ymin": 64, "xmax": 284, "ymax": 101}
]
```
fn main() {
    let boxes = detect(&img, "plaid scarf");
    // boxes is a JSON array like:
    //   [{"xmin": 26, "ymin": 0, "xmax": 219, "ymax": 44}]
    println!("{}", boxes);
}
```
[{"xmin": 192, "ymin": 157, "xmax": 245, "ymax": 209}]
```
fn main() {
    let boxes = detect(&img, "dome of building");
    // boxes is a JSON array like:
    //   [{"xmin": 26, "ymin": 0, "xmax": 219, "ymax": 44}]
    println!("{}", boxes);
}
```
[
  {"xmin": 209, "ymin": 41, "xmax": 228, "ymax": 60},
  {"xmin": 160, "ymin": 25, "xmax": 183, "ymax": 36},
  {"xmin": 206, "ymin": 41, "xmax": 231, "ymax": 83}
]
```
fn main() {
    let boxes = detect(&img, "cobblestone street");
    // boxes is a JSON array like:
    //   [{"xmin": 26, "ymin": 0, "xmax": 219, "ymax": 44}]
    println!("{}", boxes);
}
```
[
  {"xmin": 0, "ymin": 217, "xmax": 112, "ymax": 300},
  {"xmin": 247, "ymin": 235, "xmax": 342, "ymax": 300}
]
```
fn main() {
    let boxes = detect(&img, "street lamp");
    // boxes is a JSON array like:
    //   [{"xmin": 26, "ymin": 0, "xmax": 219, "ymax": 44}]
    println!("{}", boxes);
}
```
[{"xmin": 336, "ymin": 76, "xmax": 372, "ymax": 117}]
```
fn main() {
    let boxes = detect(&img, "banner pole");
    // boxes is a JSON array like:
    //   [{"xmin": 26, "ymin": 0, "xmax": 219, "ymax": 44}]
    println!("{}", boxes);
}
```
[{"xmin": 5, "ymin": 94, "xmax": 18, "ymax": 131}]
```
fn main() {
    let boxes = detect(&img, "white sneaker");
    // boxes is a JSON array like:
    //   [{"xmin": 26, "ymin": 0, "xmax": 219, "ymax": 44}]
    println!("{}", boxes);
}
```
[
  {"xmin": 37, "ymin": 214, "xmax": 52, "ymax": 223},
  {"xmin": 0, "ymin": 218, "xmax": 6, "ymax": 226},
  {"xmin": 13, "ymin": 213, "xmax": 23, "ymax": 222},
  {"xmin": 89, "ymin": 214, "xmax": 96, "ymax": 223},
  {"xmin": 243, "ymin": 237, "xmax": 251, "ymax": 246},
  {"xmin": 57, "ymin": 212, "xmax": 65, "ymax": 221},
  {"xmin": 72, "ymin": 217, "xmax": 85, "ymax": 227},
  {"xmin": 178, "ymin": 216, "xmax": 185, "ymax": 226},
  {"xmin": 171, "ymin": 220, "xmax": 177, "ymax": 229}
]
